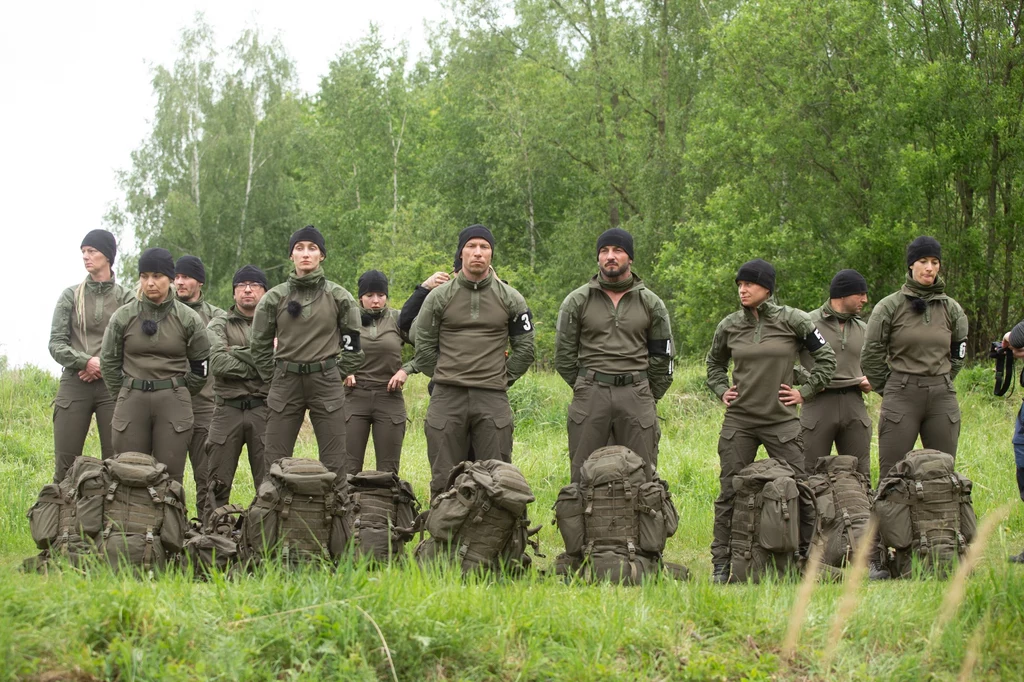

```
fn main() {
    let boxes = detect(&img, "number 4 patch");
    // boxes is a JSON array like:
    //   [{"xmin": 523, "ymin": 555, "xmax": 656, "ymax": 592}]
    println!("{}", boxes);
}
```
[{"xmin": 509, "ymin": 310, "xmax": 533, "ymax": 336}]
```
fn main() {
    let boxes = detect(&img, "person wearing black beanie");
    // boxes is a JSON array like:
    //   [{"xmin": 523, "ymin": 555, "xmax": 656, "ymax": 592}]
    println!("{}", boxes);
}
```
[
  {"xmin": 554, "ymin": 227, "xmax": 674, "ymax": 493},
  {"xmin": 798, "ymin": 269, "xmax": 872, "ymax": 480},
  {"xmin": 705, "ymin": 258, "xmax": 837, "ymax": 583},
  {"xmin": 204, "ymin": 265, "xmax": 271, "ymax": 517},
  {"xmin": 862, "ymin": 236, "xmax": 968, "ymax": 574},
  {"xmin": 340, "ymin": 269, "xmax": 416, "ymax": 476},
  {"xmin": 100, "ymin": 247, "xmax": 212, "ymax": 491},
  {"xmin": 172, "ymin": 253, "xmax": 226, "ymax": 521},
  {"xmin": 47, "ymin": 231, "xmax": 134, "ymax": 482},
  {"xmin": 250, "ymin": 227, "xmax": 364, "ymax": 477}
]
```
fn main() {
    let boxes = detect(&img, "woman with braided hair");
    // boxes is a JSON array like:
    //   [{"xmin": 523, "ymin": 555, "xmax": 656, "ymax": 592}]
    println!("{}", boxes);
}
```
[
  {"xmin": 48, "ymin": 229, "xmax": 134, "ymax": 482},
  {"xmin": 99, "ymin": 248, "xmax": 211, "ymax": 484},
  {"xmin": 862, "ymin": 236, "xmax": 969, "ymax": 482}
]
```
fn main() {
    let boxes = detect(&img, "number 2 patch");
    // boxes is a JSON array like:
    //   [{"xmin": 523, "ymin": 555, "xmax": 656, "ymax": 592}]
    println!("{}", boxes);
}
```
[
  {"xmin": 341, "ymin": 332, "xmax": 361, "ymax": 352},
  {"xmin": 509, "ymin": 310, "xmax": 534, "ymax": 336}
]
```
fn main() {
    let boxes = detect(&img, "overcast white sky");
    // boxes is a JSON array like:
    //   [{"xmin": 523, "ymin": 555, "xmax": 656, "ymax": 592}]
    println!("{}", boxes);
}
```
[{"xmin": 0, "ymin": 1, "xmax": 447, "ymax": 373}]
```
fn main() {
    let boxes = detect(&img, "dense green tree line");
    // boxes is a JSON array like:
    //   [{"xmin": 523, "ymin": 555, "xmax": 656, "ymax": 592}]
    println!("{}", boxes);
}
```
[{"xmin": 108, "ymin": 1, "xmax": 1024, "ymax": 362}]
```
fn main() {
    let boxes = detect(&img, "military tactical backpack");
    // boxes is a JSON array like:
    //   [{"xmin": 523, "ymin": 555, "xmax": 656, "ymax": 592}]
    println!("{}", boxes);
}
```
[
  {"xmin": 873, "ymin": 449, "xmax": 976, "ymax": 578},
  {"xmin": 239, "ymin": 458, "xmax": 348, "ymax": 566},
  {"xmin": 729, "ymin": 458, "xmax": 813, "ymax": 583},
  {"xmin": 23, "ymin": 456, "xmax": 106, "ymax": 571},
  {"xmin": 805, "ymin": 456, "xmax": 872, "ymax": 576},
  {"xmin": 183, "ymin": 504, "xmax": 246, "ymax": 578},
  {"xmin": 553, "ymin": 446, "xmax": 680, "ymax": 585},
  {"xmin": 64, "ymin": 452, "xmax": 189, "ymax": 572},
  {"xmin": 414, "ymin": 460, "xmax": 538, "ymax": 575},
  {"xmin": 345, "ymin": 471, "xmax": 419, "ymax": 563}
]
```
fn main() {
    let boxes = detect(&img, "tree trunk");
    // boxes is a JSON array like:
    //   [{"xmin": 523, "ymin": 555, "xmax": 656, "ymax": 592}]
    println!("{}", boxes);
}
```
[{"xmin": 237, "ymin": 124, "xmax": 257, "ymax": 267}]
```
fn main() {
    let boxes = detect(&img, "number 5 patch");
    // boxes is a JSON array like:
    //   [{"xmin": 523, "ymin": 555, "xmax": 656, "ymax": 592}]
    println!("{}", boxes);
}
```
[
  {"xmin": 804, "ymin": 328, "xmax": 827, "ymax": 352},
  {"xmin": 509, "ymin": 310, "xmax": 534, "ymax": 336}
]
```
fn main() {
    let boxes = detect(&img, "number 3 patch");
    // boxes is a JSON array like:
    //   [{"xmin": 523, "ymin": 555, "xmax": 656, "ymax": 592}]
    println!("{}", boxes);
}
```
[{"xmin": 509, "ymin": 310, "xmax": 534, "ymax": 336}]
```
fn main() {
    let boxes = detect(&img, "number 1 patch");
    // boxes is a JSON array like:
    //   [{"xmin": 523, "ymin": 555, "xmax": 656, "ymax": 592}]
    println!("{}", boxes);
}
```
[{"xmin": 509, "ymin": 310, "xmax": 534, "ymax": 336}]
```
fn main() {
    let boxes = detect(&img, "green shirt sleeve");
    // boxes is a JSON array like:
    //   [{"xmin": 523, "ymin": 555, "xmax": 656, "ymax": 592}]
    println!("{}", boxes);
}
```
[
  {"xmin": 504, "ymin": 288, "xmax": 535, "ymax": 386},
  {"xmin": 554, "ymin": 291, "xmax": 582, "ymax": 387},
  {"xmin": 705, "ymin": 318, "xmax": 732, "ymax": 400},
  {"xmin": 788, "ymin": 309, "xmax": 836, "ymax": 400},
  {"xmin": 250, "ymin": 289, "xmax": 279, "ymax": 382},
  {"xmin": 208, "ymin": 317, "xmax": 257, "ymax": 380},
  {"xmin": 182, "ymin": 307, "xmax": 212, "ymax": 396},
  {"xmin": 100, "ymin": 305, "xmax": 129, "ymax": 395},
  {"xmin": 413, "ymin": 289, "xmax": 443, "ymax": 378},
  {"xmin": 948, "ymin": 299, "xmax": 968, "ymax": 382},
  {"xmin": 334, "ymin": 287, "xmax": 366, "ymax": 379},
  {"xmin": 644, "ymin": 291, "xmax": 674, "ymax": 400},
  {"xmin": 862, "ymin": 299, "xmax": 893, "ymax": 395},
  {"xmin": 48, "ymin": 287, "xmax": 91, "ymax": 370}
]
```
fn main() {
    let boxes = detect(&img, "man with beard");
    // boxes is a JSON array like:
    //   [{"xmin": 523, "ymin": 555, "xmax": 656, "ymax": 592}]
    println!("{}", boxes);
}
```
[
  {"xmin": 554, "ymin": 228, "xmax": 674, "ymax": 482},
  {"xmin": 797, "ymin": 269, "xmax": 872, "ymax": 476},
  {"xmin": 174, "ymin": 255, "xmax": 226, "ymax": 520},
  {"xmin": 204, "ymin": 265, "xmax": 270, "ymax": 517},
  {"xmin": 414, "ymin": 225, "xmax": 535, "ymax": 499}
]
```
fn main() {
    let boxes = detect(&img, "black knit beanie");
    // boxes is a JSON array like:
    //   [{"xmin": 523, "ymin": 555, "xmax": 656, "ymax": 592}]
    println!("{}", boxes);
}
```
[
  {"xmin": 289, "ymin": 225, "xmax": 327, "ymax": 258},
  {"xmin": 358, "ymin": 270, "xmax": 389, "ymax": 298},
  {"xmin": 233, "ymin": 264, "xmax": 268, "ymax": 290},
  {"xmin": 829, "ymin": 269, "xmax": 868, "ymax": 299},
  {"xmin": 906, "ymin": 236, "xmax": 941, "ymax": 267},
  {"xmin": 138, "ymin": 248, "xmax": 175, "ymax": 280},
  {"xmin": 174, "ymin": 255, "xmax": 206, "ymax": 283},
  {"xmin": 596, "ymin": 228, "xmax": 634, "ymax": 260},
  {"xmin": 80, "ymin": 229, "xmax": 117, "ymax": 266},
  {"xmin": 735, "ymin": 258, "xmax": 776, "ymax": 293},
  {"xmin": 457, "ymin": 225, "xmax": 495, "ymax": 255}
]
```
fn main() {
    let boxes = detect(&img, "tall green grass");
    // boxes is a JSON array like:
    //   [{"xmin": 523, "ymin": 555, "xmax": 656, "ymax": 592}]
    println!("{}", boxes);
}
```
[{"xmin": 1, "ymin": 360, "xmax": 1023, "ymax": 680}]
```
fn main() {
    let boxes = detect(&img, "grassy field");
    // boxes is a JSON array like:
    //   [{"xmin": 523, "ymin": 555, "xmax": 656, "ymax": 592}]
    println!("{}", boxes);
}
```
[{"xmin": 1, "ymin": 359, "xmax": 1023, "ymax": 681}]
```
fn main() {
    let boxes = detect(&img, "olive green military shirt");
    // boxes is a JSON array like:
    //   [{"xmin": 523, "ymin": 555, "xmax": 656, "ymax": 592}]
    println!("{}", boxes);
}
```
[
  {"xmin": 414, "ymin": 269, "xmax": 535, "ymax": 391},
  {"xmin": 208, "ymin": 306, "xmax": 267, "ymax": 400},
  {"xmin": 861, "ymin": 275, "xmax": 968, "ymax": 393},
  {"xmin": 100, "ymin": 294, "xmax": 212, "ymax": 396},
  {"xmin": 49, "ymin": 277, "xmax": 133, "ymax": 370},
  {"xmin": 554, "ymin": 274, "xmax": 674, "ymax": 399},
  {"xmin": 354, "ymin": 307, "xmax": 414, "ymax": 386},
  {"xmin": 250, "ymin": 267, "xmax": 365, "ymax": 382},
  {"xmin": 181, "ymin": 294, "xmax": 226, "ymax": 405},
  {"xmin": 707, "ymin": 299, "xmax": 836, "ymax": 427},
  {"xmin": 799, "ymin": 302, "xmax": 866, "ymax": 391}
]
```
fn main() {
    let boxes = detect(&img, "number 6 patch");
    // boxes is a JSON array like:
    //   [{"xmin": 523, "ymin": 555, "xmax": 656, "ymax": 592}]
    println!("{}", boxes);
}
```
[
  {"xmin": 951, "ymin": 339, "xmax": 966, "ymax": 360},
  {"xmin": 509, "ymin": 309, "xmax": 534, "ymax": 336}
]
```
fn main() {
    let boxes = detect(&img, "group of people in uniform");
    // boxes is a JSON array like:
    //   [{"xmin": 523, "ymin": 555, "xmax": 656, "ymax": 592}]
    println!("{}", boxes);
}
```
[{"xmin": 51, "ymin": 225, "xmax": 1022, "ymax": 577}]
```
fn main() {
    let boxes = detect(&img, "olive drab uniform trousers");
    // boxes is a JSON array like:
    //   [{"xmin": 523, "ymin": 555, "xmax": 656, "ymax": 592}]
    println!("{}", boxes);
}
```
[
  {"xmin": 567, "ymin": 371, "xmax": 659, "ymax": 482},
  {"xmin": 206, "ymin": 399, "xmax": 268, "ymax": 511},
  {"xmin": 343, "ymin": 385, "xmax": 407, "ymax": 476},
  {"xmin": 263, "ymin": 360, "xmax": 349, "ymax": 476},
  {"xmin": 424, "ymin": 384, "xmax": 513, "ymax": 499},
  {"xmin": 877, "ymin": 372, "xmax": 960, "ymax": 479},
  {"xmin": 111, "ymin": 382, "xmax": 194, "ymax": 483},
  {"xmin": 800, "ymin": 389, "xmax": 872, "ymax": 477},
  {"xmin": 53, "ymin": 371, "xmax": 117, "ymax": 482}
]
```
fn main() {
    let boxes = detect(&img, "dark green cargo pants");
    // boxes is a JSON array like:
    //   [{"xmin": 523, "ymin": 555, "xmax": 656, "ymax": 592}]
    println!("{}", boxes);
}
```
[
  {"xmin": 342, "ymin": 384, "xmax": 407, "ymax": 477},
  {"xmin": 188, "ymin": 398, "xmax": 214, "ymax": 522},
  {"xmin": 711, "ymin": 418, "xmax": 805, "ymax": 565},
  {"xmin": 53, "ymin": 369, "xmax": 116, "ymax": 482},
  {"xmin": 263, "ymin": 363, "xmax": 348, "ymax": 476},
  {"xmin": 877, "ymin": 371, "xmax": 960, "ymax": 483},
  {"xmin": 424, "ymin": 384, "xmax": 513, "ymax": 499},
  {"xmin": 566, "ymin": 372, "xmax": 659, "ymax": 483},
  {"xmin": 800, "ymin": 388, "xmax": 871, "ymax": 477},
  {"xmin": 110, "ymin": 385, "xmax": 194, "ymax": 483},
  {"xmin": 206, "ymin": 400, "xmax": 268, "ymax": 515}
]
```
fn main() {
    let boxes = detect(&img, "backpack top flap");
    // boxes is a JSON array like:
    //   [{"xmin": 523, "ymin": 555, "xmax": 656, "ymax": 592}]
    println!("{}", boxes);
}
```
[
  {"xmin": 813, "ymin": 455, "xmax": 859, "ymax": 475},
  {"xmin": 107, "ymin": 452, "xmax": 167, "ymax": 487},
  {"xmin": 66, "ymin": 456, "xmax": 105, "ymax": 491},
  {"xmin": 892, "ymin": 449, "xmax": 955, "ymax": 480},
  {"xmin": 348, "ymin": 470, "xmax": 401, "ymax": 491},
  {"xmin": 733, "ymin": 458, "xmax": 795, "ymax": 493},
  {"xmin": 579, "ymin": 446, "xmax": 647, "ymax": 487},
  {"xmin": 270, "ymin": 458, "xmax": 337, "ymax": 495},
  {"xmin": 464, "ymin": 460, "xmax": 535, "ymax": 515}
]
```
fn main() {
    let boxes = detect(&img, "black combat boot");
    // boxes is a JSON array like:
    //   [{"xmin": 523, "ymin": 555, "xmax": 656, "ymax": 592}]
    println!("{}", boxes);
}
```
[
  {"xmin": 868, "ymin": 560, "xmax": 890, "ymax": 580},
  {"xmin": 711, "ymin": 564, "xmax": 730, "ymax": 584}
]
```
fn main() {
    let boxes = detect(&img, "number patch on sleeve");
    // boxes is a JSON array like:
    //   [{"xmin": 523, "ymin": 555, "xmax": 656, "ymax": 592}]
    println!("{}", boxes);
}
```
[
  {"xmin": 190, "ymin": 359, "xmax": 209, "ymax": 377},
  {"xmin": 509, "ymin": 310, "xmax": 534, "ymax": 336},
  {"xmin": 804, "ymin": 328, "xmax": 827, "ymax": 352},
  {"xmin": 647, "ymin": 339, "xmax": 672, "ymax": 357},
  {"xmin": 342, "ymin": 332, "xmax": 361, "ymax": 352},
  {"xmin": 952, "ymin": 340, "xmax": 966, "ymax": 360}
]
